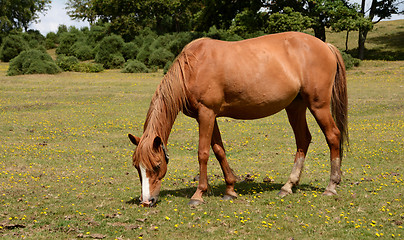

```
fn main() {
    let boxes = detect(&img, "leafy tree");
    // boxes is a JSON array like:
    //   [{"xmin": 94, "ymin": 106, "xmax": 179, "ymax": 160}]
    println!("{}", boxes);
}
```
[
  {"xmin": 266, "ymin": 7, "xmax": 312, "ymax": 34},
  {"xmin": 194, "ymin": 0, "xmax": 263, "ymax": 32},
  {"xmin": 229, "ymin": 8, "xmax": 267, "ymax": 37},
  {"xmin": 66, "ymin": 0, "xmax": 97, "ymax": 24},
  {"xmin": 357, "ymin": 0, "xmax": 401, "ymax": 59},
  {"xmin": 331, "ymin": 3, "xmax": 372, "ymax": 51},
  {"xmin": 264, "ymin": 0, "xmax": 369, "ymax": 42},
  {"xmin": 0, "ymin": 0, "xmax": 51, "ymax": 33}
]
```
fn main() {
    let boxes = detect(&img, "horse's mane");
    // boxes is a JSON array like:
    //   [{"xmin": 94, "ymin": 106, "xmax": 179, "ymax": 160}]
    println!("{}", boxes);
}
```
[{"xmin": 134, "ymin": 50, "xmax": 192, "ymax": 170}]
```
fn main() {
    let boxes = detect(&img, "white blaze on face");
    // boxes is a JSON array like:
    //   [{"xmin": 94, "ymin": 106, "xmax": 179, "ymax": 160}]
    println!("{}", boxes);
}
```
[{"xmin": 140, "ymin": 164, "xmax": 151, "ymax": 202}]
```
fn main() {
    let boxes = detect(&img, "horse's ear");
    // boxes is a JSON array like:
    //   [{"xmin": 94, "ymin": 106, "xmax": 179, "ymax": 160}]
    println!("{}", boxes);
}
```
[
  {"xmin": 128, "ymin": 134, "xmax": 140, "ymax": 146},
  {"xmin": 153, "ymin": 136, "xmax": 162, "ymax": 150}
]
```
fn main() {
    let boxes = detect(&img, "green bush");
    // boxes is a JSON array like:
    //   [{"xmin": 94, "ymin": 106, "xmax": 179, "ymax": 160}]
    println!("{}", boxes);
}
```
[
  {"xmin": 56, "ymin": 55, "xmax": 79, "ymax": 71},
  {"xmin": 136, "ymin": 45, "xmax": 152, "ymax": 65},
  {"xmin": 341, "ymin": 51, "xmax": 360, "ymax": 70},
  {"xmin": 87, "ymin": 24, "xmax": 109, "ymax": 46},
  {"xmin": 0, "ymin": 34, "xmax": 29, "ymax": 62},
  {"xmin": 167, "ymin": 32, "xmax": 197, "ymax": 56},
  {"xmin": 94, "ymin": 34, "xmax": 125, "ymax": 69},
  {"xmin": 121, "ymin": 59, "xmax": 151, "ymax": 73},
  {"xmin": 7, "ymin": 49, "xmax": 61, "ymax": 76},
  {"xmin": 122, "ymin": 42, "xmax": 139, "ymax": 60},
  {"xmin": 44, "ymin": 38, "xmax": 57, "ymax": 49},
  {"xmin": 205, "ymin": 26, "xmax": 243, "ymax": 41},
  {"xmin": 110, "ymin": 54, "xmax": 125, "ymax": 69},
  {"xmin": 71, "ymin": 62, "xmax": 104, "ymax": 73},
  {"xmin": 149, "ymin": 48, "xmax": 175, "ymax": 68},
  {"xmin": 45, "ymin": 32, "xmax": 58, "ymax": 49},
  {"xmin": 72, "ymin": 41, "xmax": 94, "ymax": 61},
  {"xmin": 56, "ymin": 32, "xmax": 80, "ymax": 56},
  {"xmin": 57, "ymin": 24, "xmax": 68, "ymax": 37}
]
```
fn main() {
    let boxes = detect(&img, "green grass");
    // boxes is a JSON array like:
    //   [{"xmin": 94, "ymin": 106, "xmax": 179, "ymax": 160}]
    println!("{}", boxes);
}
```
[{"xmin": 1, "ymin": 58, "xmax": 403, "ymax": 239}]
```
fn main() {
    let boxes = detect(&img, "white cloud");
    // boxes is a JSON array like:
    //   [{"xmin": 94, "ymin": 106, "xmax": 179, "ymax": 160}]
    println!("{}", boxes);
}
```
[{"xmin": 30, "ymin": 0, "xmax": 89, "ymax": 35}]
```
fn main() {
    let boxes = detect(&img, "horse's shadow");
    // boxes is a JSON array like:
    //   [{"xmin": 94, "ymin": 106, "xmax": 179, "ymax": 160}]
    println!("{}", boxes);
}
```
[{"xmin": 126, "ymin": 181, "xmax": 325, "ymax": 204}]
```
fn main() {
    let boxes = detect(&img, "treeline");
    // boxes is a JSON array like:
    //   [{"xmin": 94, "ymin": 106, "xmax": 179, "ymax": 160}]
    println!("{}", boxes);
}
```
[{"xmin": 1, "ymin": 0, "xmax": 401, "ymax": 75}]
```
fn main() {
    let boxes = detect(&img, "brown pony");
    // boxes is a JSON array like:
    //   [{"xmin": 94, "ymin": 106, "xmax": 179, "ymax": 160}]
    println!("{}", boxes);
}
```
[{"xmin": 129, "ymin": 32, "xmax": 348, "ymax": 207}]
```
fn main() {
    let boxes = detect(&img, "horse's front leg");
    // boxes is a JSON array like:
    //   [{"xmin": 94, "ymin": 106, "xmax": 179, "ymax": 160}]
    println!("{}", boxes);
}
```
[{"xmin": 189, "ymin": 108, "xmax": 216, "ymax": 206}]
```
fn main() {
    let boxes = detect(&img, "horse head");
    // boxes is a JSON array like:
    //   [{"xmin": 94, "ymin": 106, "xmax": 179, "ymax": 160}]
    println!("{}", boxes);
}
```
[{"xmin": 128, "ymin": 133, "xmax": 169, "ymax": 207}]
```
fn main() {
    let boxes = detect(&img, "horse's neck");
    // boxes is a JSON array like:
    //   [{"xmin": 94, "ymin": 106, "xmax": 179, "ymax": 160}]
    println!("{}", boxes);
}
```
[{"xmin": 143, "ymin": 98, "xmax": 179, "ymax": 144}]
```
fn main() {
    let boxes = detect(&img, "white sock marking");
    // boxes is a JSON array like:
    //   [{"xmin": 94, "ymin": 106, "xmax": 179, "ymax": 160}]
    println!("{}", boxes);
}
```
[{"xmin": 140, "ymin": 164, "xmax": 150, "ymax": 202}]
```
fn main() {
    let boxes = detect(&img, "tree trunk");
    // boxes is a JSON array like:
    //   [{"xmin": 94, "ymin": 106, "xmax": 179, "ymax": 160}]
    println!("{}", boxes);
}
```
[
  {"xmin": 345, "ymin": 31, "xmax": 349, "ymax": 51},
  {"xmin": 358, "ymin": 0, "xmax": 367, "ymax": 59},
  {"xmin": 313, "ymin": 25, "xmax": 326, "ymax": 42},
  {"xmin": 358, "ymin": 29, "xmax": 367, "ymax": 60},
  {"xmin": 358, "ymin": 28, "xmax": 370, "ymax": 60}
]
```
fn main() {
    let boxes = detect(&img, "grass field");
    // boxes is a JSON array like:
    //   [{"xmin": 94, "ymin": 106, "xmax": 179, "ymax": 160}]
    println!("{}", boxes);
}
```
[{"xmin": 1, "ymin": 24, "xmax": 404, "ymax": 238}]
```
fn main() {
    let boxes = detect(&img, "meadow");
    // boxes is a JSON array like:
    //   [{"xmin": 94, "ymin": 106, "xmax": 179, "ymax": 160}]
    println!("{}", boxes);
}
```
[{"xmin": 1, "ymin": 61, "xmax": 403, "ymax": 238}]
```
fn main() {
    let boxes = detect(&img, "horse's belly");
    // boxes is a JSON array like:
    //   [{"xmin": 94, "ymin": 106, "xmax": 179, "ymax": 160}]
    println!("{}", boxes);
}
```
[{"xmin": 218, "ymin": 96, "xmax": 295, "ymax": 119}]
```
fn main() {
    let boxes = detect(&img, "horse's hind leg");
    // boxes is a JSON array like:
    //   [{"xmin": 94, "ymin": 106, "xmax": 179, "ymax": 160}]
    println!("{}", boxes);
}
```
[
  {"xmin": 309, "ymin": 106, "xmax": 342, "ymax": 195},
  {"xmin": 211, "ymin": 119, "xmax": 238, "ymax": 200},
  {"xmin": 279, "ymin": 98, "xmax": 312, "ymax": 197}
]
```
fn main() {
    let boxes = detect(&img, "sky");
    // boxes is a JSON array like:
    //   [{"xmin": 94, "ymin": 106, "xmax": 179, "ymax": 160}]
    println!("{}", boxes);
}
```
[
  {"xmin": 30, "ymin": 0, "xmax": 89, "ymax": 35},
  {"xmin": 30, "ymin": 0, "xmax": 403, "ymax": 35}
]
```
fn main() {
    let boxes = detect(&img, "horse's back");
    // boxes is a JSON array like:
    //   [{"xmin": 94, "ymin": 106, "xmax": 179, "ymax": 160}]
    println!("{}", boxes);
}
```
[{"xmin": 182, "ymin": 32, "xmax": 337, "ymax": 119}]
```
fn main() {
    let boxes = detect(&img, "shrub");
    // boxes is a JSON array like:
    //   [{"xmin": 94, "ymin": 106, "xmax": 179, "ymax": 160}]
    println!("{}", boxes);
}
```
[
  {"xmin": 56, "ymin": 55, "xmax": 79, "ymax": 71},
  {"xmin": 122, "ymin": 42, "xmax": 139, "ymax": 60},
  {"xmin": 45, "ymin": 32, "xmax": 58, "ymax": 49},
  {"xmin": 341, "ymin": 51, "xmax": 360, "ymax": 70},
  {"xmin": 110, "ymin": 54, "xmax": 125, "ymax": 69},
  {"xmin": 57, "ymin": 24, "xmax": 68, "ymax": 37},
  {"xmin": 56, "ymin": 32, "xmax": 80, "ymax": 56},
  {"xmin": 0, "ymin": 34, "xmax": 29, "ymax": 62},
  {"xmin": 150, "ymin": 35, "xmax": 173, "ymax": 50},
  {"xmin": 149, "ymin": 48, "xmax": 175, "ymax": 68},
  {"xmin": 71, "ymin": 62, "xmax": 104, "ymax": 73},
  {"xmin": 7, "ymin": 49, "xmax": 61, "ymax": 76},
  {"xmin": 44, "ymin": 38, "xmax": 57, "ymax": 49},
  {"xmin": 136, "ymin": 45, "xmax": 152, "ymax": 65},
  {"xmin": 167, "ymin": 32, "xmax": 196, "ymax": 56},
  {"xmin": 121, "ymin": 59, "xmax": 150, "ymax": 73},
  {"xmin": 94, "ymin": 34, "xmax": 125, "ymax": 68},
  {"xmin": 87, "ymin": 23, "xmax": 110, "ymax": 46},
  {"xmin": 205, "ymin": 26, "xmax": 243, "ymax": 41},
  {"xmin": 72, "ymin": 41, "xmax": 94, "ymax": 61}
]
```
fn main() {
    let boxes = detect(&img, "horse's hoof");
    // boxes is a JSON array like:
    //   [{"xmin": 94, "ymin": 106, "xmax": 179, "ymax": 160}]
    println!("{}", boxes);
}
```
[
  {"xmin": 188, "ymin": 199, "xmax": 203, "ymax": 206},
  {"xmin": 278, "ymin": 189, "xmax": 292, "ymax": 198},
  {"xmin": 222, "ymin": 194, "xmax": 237, "ymax": 201},
  {"xmin": 323, "ymin": 190, "xmax": 337, "ymax": 196}
]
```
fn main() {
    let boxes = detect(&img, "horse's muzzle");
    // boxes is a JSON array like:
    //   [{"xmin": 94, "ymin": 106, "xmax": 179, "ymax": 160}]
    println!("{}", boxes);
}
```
[{"xmin": 141, "ymin": 197, "xmax": 158, "ymax": 207}]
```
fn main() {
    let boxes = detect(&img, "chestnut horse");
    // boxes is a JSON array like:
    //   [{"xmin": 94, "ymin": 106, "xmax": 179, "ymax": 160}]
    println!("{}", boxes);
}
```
[{"xmin": 129, "ymin": 32, "xmax": 348, "ymax": 207}]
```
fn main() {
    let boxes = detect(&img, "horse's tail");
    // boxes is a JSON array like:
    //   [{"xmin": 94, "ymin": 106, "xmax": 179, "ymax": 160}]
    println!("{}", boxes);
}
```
[{"xmin": 327, "ymin": 43, "xmax": 349, "ymax": 159}]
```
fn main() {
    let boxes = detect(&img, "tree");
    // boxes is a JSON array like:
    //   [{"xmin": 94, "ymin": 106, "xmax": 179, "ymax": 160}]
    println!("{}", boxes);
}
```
[
  {"xmin": 66, "ymin": 0, "xmax": 203, "ymax": 39},
  {"xmin": 330, "ymin": 2, "xmax": 372, "ymax": 51},
  {"xmin": 357, "ymin": 0, "xmax": 401, "ymax": 59},
  {"xmin": 0, "ymin": 0, "xmax": 51, "ymax": 33},
  {"xmin": 194, "ymin": 0, "xmax": 263, "ymax": 32},
  {"xmin": 229, "ymin": 8, "xmax": 267, "ymax": 37},
  {"xmin": 66, "ymin": 0, "xmax": 97, "ymax": 24},
  {"xmin": 264, "ymin": 0, "xmax": 367, "ymax": 42},
  {"xmin": 265, "ymin": 7, "xmax": 312, "ymax": 34}
]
